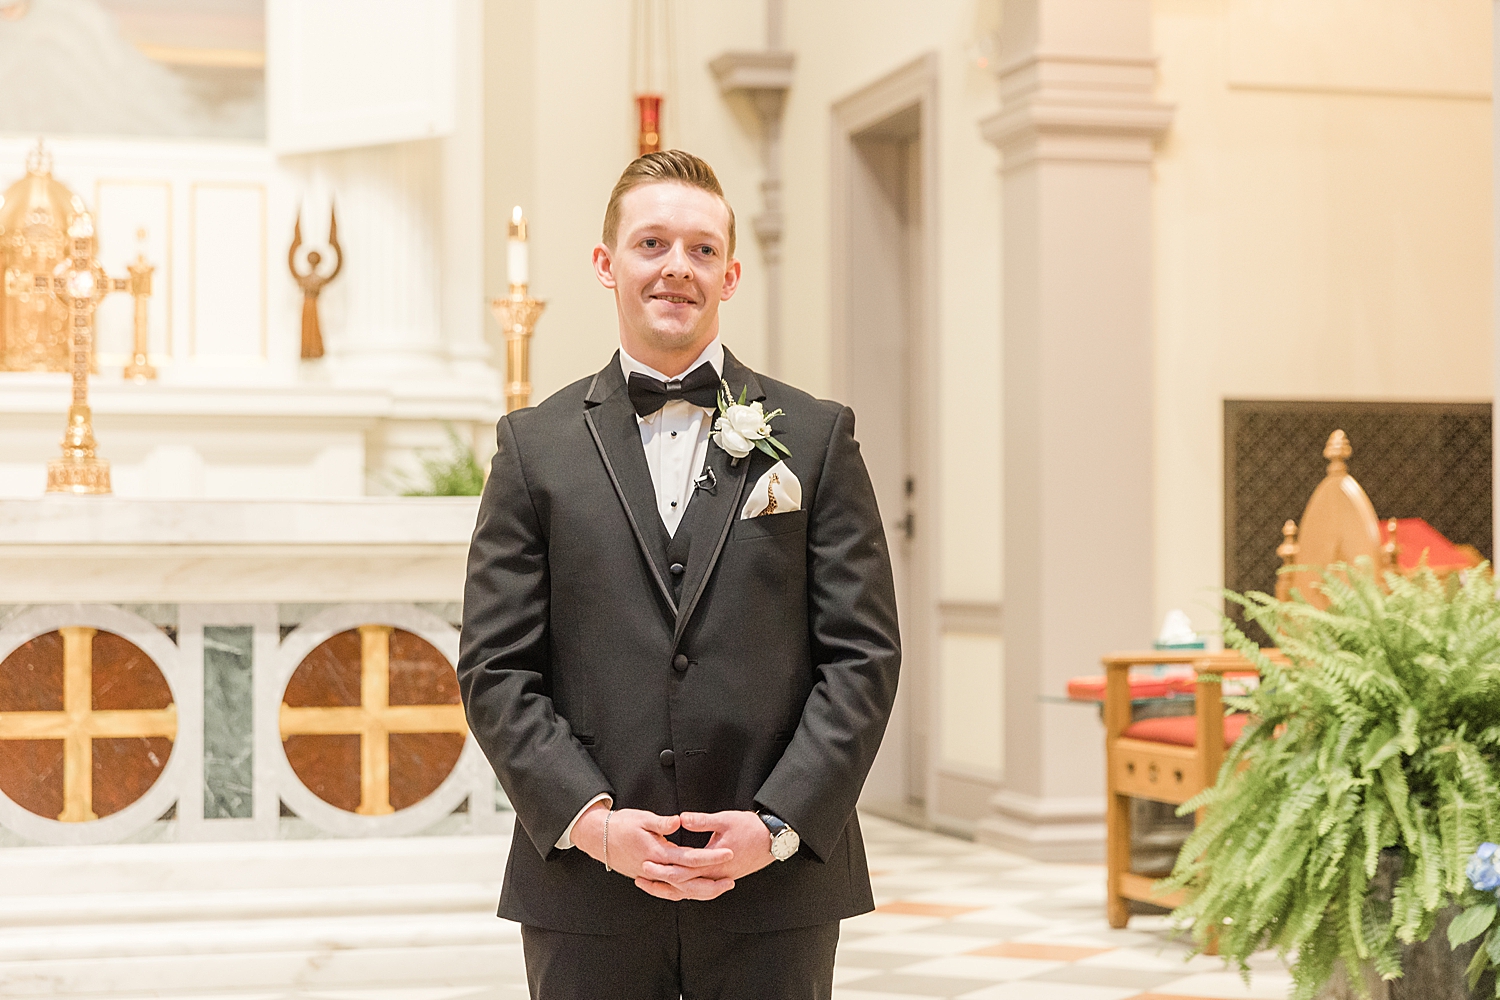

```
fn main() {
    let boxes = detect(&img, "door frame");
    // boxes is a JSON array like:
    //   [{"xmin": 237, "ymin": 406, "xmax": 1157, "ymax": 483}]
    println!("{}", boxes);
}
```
[{"xmin": 830, "ymin": 53, "xmax": 941, "ymax": 824}]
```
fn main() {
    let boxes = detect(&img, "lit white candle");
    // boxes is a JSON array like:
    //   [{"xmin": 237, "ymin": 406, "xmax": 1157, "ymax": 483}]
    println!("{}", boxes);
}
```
[{"xmin": 507, "ymin": 205, "xmax": 529, "ymax": 288}]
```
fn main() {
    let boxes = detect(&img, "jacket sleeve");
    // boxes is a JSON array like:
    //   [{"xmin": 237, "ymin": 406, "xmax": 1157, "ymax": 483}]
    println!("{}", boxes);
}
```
[
  {"xmin": 753, "ymin": 406, "xmax": 902, "ymax": 861},
  {"xmin": 457, "ymin": 414, "xmax": 612, "ymax": 858}
]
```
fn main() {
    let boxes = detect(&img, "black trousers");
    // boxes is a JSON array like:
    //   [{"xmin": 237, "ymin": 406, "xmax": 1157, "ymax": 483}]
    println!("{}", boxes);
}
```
[{"xmin": 520, "ymin": 907, "xmax": 839, "ymax": 1000}]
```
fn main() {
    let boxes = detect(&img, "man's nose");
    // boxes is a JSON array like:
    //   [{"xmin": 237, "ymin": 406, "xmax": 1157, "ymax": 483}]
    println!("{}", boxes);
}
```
[{"xmin": 661, "ymin": 242, "xmax": 694, "ymax": 279}]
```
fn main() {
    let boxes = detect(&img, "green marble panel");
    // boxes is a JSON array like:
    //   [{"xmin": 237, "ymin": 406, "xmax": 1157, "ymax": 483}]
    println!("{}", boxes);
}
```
[{"xmin": 203, "ymin": 626, "xmax": 253, "ymax": 819}]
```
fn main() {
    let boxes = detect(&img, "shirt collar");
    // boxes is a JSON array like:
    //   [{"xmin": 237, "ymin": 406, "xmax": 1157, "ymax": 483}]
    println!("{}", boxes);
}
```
[{"xmin": 619, "ymin": 337, "xmax": 724, "ymax": 388}]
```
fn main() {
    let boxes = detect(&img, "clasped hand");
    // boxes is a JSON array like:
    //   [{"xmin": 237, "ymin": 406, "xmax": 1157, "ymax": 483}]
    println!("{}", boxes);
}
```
[{"xmin": 571, "ymin": 802, "xmax": 773, "ymax": 902}]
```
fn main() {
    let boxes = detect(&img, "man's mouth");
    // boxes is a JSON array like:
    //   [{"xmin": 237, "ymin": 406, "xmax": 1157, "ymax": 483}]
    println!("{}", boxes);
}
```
[{"xmin": 651, "ymin": 293, "xmax": 696, "ymax": 305}]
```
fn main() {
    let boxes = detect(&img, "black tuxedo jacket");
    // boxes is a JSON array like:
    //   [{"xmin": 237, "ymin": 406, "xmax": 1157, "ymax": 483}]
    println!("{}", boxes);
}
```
[{"xmin": 457, "ymin": 349, "xmax": 901, "ymax": 934}]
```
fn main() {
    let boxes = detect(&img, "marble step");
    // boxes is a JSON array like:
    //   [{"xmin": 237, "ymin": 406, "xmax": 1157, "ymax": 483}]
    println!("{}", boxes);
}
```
[
  {"xmin": 0, "ymin": 939, "xmax": 523, "ymax": 998},
  {"xmin": 0, "ymin": 881, "xmax": 502, "ymax": 927},
  {"xmin": 0, "ymin": 911, "xmax": 514, "ymax": 963},
  {"xmin": 0, "ymin": 834, "xmax": 509, "ymax": 897},
  {"xmin": 0, "ymin": 834, "xmax": 522, "ymax": 997}
]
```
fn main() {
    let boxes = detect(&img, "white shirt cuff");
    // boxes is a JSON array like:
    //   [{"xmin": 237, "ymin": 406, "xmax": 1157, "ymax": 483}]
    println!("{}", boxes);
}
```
[{"xmin": 555, "ymin": 793, "xmax": 612, "ymax": 850}]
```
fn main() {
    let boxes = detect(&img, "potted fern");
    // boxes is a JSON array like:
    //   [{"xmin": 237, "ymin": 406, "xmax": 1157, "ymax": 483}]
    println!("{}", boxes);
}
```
[{"xmin": 1161, "ymin": 563, "xmax": 1500, "ymax": 999}]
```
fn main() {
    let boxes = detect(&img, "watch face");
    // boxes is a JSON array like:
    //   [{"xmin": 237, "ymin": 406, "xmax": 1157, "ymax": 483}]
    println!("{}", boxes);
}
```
[{"xmin": 771, "ymin": 828, "xmax": 800, "ymax": 861}]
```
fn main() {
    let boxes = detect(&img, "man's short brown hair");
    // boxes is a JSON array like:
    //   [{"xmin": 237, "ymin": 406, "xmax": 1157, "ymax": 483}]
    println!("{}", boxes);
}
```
[{"xmin": 602, "ymin": 150, "xmax": 736, "ymax": 258}]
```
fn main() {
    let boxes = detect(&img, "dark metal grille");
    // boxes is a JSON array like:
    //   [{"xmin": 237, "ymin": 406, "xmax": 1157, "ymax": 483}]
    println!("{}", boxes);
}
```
[{"xmin": 1224, "ymin": 401, "xmax": 1492, "ymax": 642}]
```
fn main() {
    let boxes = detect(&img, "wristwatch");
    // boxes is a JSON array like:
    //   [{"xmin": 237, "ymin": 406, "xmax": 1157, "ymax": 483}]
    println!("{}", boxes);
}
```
[{"xmin": 757, "ymin": 810, "xmax": 800, "ymax": 861}]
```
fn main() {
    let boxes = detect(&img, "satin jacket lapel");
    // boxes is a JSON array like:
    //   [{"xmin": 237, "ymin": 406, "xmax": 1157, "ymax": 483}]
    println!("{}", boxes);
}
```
[
  {"xmin": 583, "ymin": 357, "xmax": 677, "ymax": 615},
  {"xmin": 673, "ymin": 349, "xmax": 765, "ymax": 644}
]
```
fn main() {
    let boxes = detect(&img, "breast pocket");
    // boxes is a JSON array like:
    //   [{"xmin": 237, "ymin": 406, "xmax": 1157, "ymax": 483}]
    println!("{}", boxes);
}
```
[{"xmin": 729, "ymin": 508, "xmax": 809, "ymax": 542}]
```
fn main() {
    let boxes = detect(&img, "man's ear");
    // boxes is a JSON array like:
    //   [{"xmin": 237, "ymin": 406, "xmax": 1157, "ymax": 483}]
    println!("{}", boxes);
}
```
[
  {"xmin": 592, "ymin": 243, "xmax": 617, "ymax": 289},
  {"xmin": 719, "ymin": 258, "xmax": 742, "ymax": 302}
]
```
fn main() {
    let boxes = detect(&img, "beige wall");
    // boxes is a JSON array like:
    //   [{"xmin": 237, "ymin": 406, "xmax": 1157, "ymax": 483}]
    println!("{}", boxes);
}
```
[
  {"xmin": 479, "ymin": 0, "xmax": 1492, "ymax": 830},
  {"xmin": 1152, "ymin": 0, "xmax": 1494, "ymax": 635},
  {"xmin": 482, "ymin": 0, "xmax": 1006, "ymax": 812}
]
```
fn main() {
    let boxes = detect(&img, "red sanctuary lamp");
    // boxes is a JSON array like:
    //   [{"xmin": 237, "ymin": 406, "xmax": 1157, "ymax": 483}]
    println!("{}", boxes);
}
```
[{"xmin": 636, "ymin": 95, "xmax": 663, "ymax": 156}]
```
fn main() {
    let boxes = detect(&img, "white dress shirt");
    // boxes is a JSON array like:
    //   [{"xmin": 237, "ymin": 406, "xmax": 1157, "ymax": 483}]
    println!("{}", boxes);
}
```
[
  {"xmin": 619, "ymin": 337, "xmax": 724, "ymax": 536},
  {"xmin": 553, "ymin": 337, "xmax": 725, "ymax": 850}
]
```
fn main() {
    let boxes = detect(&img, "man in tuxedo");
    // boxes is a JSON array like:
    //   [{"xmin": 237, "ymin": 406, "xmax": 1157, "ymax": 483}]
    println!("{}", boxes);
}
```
[{"xmin": 457, "ymin": 150, "xmax": 901, "ymax": 1000}]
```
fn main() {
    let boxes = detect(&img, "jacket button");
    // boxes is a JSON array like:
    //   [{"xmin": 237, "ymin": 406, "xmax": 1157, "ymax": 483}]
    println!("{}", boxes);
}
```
[
  {"xmin": 669, "ymin": 562, "xmax": 685, "ymax": 575},
  {"xmin": 659, "ymin": 749, "xmax": 675, "ymax": 767},
  {"xmin": 672, "ymin": 654, "xmax": 689, "ymax": 672}
]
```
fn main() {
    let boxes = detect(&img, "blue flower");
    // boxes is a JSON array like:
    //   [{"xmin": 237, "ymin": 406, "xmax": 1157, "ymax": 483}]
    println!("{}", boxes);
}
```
[{"xmin": 1467, "ymin": 843, "xmax": 1500, "ymax": 893}]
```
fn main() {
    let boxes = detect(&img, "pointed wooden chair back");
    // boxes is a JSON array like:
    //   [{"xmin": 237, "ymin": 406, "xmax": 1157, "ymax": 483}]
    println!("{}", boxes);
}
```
[{"xmin": 1276, "ymin": 430, "xmax": 1385, "ymax": 608}]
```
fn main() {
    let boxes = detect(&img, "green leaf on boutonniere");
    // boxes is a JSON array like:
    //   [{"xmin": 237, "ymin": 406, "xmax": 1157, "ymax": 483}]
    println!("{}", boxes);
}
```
[
  {"xmin": 754, "ymin": 438, "xmax": 780, "ymax": 460},
  {"xmin": 767, "ymin": 436, "xmax": 792, "ymax": 456},
  {"xmin": 738, "ymin": 385, "xmax": 748, "ymax": 405}
]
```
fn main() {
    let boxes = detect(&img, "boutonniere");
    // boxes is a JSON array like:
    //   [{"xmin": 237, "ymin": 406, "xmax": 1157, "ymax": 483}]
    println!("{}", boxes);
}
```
[{"xmin": 712, "ymin": 379, "xmax": 790, "ymax": 465}]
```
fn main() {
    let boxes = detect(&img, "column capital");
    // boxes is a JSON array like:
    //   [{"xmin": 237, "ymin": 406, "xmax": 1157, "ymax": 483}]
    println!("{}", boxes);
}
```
[{"xmin": 979, "ymin": 53, "xmax": 1173, "ymax": 169}]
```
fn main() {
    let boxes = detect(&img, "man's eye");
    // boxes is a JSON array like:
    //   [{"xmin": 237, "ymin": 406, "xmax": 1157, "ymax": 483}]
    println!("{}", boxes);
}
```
[
  {"xmin": 642, "ymin": 238, "xmax": 660, "ymax": 249},
  {"xmin": 697, "ymin": 246, "xmax": 716, "ymax": 256}
]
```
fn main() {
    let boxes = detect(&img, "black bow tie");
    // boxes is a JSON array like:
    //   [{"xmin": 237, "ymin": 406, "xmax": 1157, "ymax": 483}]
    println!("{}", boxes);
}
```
[{"xmin": 627, "ymin": 362, "xmax": 720, "ymax": 418}]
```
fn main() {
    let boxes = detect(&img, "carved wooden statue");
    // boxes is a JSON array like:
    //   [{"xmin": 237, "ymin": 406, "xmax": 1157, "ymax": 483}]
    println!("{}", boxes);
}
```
[{"xmin": 288, "ymin": 206, "xmax": 343, "ymax": 360}]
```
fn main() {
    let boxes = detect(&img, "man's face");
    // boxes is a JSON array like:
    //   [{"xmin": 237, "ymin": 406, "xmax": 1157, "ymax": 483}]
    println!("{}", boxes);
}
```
[{"xmin": 594, "ymin": 181, "xmax": 740, "ymax": 366}]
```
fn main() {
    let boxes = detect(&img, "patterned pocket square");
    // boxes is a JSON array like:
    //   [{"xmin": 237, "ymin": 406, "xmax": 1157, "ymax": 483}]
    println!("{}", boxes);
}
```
[{"xmin": 741, "ymin": 461, "xmax": 802, "ymax": 519}]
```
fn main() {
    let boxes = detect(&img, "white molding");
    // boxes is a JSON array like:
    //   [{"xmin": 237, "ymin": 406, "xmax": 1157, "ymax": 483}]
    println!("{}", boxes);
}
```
[
  {"xmin": 0, "ymin": 497, "xmax": 480, "ymax": 547},
  {"xmin": 975, "ymin": 789, "xmax": 1106, "ymax": 863},
  {"xmin": 0, "ymin": 605, "xmax": 190, "ymax": 847},
  {"xmin": 979, "ymin": 53, "xmax": 1173, "ymax": 169}
]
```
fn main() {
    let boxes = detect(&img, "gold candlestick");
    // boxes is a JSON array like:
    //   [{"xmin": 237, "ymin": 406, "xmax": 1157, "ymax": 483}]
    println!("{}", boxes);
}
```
[
  {"xmin": 46, "ymin": 211, "xmax": 111, "ymax": 495},
  {"xmin": 122, "ymin": 229, "xmax": 156, "ymax": 382},
  {"xmin": 490, "ymin": 283, "xmax": 546, "ymax": 412}
]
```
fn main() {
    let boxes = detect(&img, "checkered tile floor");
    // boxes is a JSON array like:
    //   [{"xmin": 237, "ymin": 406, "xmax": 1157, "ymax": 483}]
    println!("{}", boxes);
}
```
[{"xmin": 834, "ymin": 814, "xmax": 1292, "ymax": 1000}]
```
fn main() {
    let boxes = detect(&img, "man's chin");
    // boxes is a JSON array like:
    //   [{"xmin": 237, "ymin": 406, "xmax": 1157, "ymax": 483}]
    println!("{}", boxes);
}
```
[{"xmin": 638, "ymin": 324, "xmax": 715, "ymax": 356}]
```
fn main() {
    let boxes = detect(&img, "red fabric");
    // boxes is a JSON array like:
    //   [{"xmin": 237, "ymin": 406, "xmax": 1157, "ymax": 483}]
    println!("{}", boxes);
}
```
[
  {"xmin": 1122, "ymin": 713, "xmax": 1251, "ymax": 747},
  {"xmin": 1066, "ymin": 672, "xmax": 1253, "ymax": 703},
  {"xmin": 1067, "ymin": 676, "xmax": 1177, "ymax": 702},
  {"xmin": 1394, "ymin": 518, "xmax": 1477, "ymax": 572}
]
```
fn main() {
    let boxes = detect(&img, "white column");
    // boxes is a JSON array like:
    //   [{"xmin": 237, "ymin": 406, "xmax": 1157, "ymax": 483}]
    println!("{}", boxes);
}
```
[
  {"xmin": 441, "ymin": 0, "xmax": 494, "ymax": 382},
  {"xmin": 976, "ymin": 0, "xmax": 1172, "ymax": 861}
]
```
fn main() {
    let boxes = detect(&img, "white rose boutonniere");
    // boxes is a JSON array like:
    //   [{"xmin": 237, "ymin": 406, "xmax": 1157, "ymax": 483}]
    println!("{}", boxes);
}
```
[{"xmin": 712, "ymin": 380, "xmax": 790, "ymax": 464}]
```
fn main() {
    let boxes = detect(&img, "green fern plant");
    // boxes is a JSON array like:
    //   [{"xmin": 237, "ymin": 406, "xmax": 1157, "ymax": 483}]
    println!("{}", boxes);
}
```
[{"xmin": 1161, "ymin": 561, "xmax": 1500, "ymax": 999}]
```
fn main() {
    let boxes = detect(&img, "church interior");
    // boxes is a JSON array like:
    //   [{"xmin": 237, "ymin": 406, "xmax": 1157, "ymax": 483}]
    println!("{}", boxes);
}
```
[{"xmin": 0, "ymin": 0, "xmax": 1495, "ymax": 997}]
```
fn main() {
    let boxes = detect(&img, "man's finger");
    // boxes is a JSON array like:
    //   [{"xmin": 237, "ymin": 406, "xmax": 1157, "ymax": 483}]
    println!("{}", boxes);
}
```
[
  {"xmin": 640, "ymin": 861, "xmax": 720, "ymax": 884},
  {"xmin": 677, "ymin": 811, "xmax": 734, "ymax": 832},
  {"xmin": 634, "ymin": 877, "xmax": 685, "ymax": 901},
  {"xmin": 674, "ymin": 877, "xmax": 735, "ymax": 900},
  {"xmin": 637, "ymin": 812, "xmax": 683, "ymax": 836},
  {"xmin": 649, "ymin": 845, "xmax": 733, "ymax": 868},
  {"xmin": 633, "ymin": 875, "xmax": 733, "ymax": 901}
]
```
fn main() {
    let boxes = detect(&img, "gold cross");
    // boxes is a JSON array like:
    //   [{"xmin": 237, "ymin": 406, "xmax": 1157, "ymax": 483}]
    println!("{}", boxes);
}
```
[
  {"xmin": 0, "ymin": 626, "xmax": 177, "ymax": 822},
  {"xmin": 279, "ymin": 625, "xmax": 468, "ymax": 816}
]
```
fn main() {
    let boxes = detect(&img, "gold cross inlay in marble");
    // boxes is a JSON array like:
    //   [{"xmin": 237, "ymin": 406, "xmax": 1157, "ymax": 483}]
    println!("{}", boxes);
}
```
[
  {"xmin": 279, "ymin": 625, "xmax": 468, "ymax": 816},
  {"xmin": 0, "ymin": 626, "xmax": 177, "ymax": 822}
]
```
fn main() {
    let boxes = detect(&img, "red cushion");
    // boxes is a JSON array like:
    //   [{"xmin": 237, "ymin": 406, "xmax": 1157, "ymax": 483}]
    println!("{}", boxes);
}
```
[
  {"xmin": 1394, "ymin": 518, "xmax": 1476, "ymax": 572},
  {"xmin": 1122, "ymin": 714, "xmax": 1251, "ymax": 747}
]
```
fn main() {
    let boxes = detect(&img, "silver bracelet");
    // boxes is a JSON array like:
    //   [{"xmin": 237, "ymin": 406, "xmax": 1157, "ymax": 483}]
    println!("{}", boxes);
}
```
[{"xmin": 602, "ymin": 809, "xmax": 612, "ymax": 872}]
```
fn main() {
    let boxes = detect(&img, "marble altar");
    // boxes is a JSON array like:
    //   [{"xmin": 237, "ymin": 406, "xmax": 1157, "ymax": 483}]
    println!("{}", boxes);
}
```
[{"xmin": 0, "ymin": 496, "xmax": 500, "ymax": 849}]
